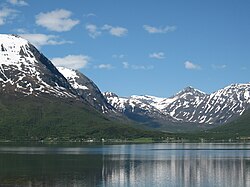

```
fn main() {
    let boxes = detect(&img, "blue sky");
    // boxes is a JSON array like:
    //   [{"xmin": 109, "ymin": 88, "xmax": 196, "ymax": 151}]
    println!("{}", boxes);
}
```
[{"xmin": 1, "ymin": 0, "xmax": 250, "ymax": 97}]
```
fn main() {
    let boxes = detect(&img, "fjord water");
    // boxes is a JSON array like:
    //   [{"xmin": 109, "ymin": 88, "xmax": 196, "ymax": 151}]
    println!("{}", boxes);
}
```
[{"xmin": 0, "ymin": 143, "xmax": 250, "ymax": 187}]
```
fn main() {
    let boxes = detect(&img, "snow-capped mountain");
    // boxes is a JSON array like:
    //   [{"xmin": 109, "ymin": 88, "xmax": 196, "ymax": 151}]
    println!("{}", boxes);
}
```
[
  {"xmin": 57, "ymin": 67, "xmax": 114, "ymax": 113},
  {"xmin": 0, "ymin": 34, "xmax": 115, "ymax": 114},
  {"xmin": 103, "ymin": 92, "xmax": 177, "ymax": 125},
  {"xmin": 1, "ymin": 34, "xmax": 250, "ymax": 127},
  {"xmin": 0, "ymin": 34, "xmax": 76, "ymax": 98},
  {"xmin": 104, "ymin": 84, "xmax": 250, "ymax": 125}
]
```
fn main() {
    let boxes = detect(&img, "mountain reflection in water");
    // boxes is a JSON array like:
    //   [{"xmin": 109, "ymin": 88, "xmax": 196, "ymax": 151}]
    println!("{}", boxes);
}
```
[{"xmin": 0, "ymin": 143, "xmax": 249, "ymax": 187}]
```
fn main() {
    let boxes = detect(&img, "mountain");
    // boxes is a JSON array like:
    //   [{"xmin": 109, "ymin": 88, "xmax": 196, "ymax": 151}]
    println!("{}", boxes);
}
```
[
  {"xmin": 183, "ymin": 109, "xmax": 250, "ymax": 140},
  {"xmin": 0, "ymin": 34, "xmax": 76, "ymax": 98},
  {"xmin": 0, "ymin": 34, "xmax": 161, "ymax": 141},
  {"xmin": 57, "ymin": 67, "xmax": 114, "ymax": 114},
  {"xmin": 104, "ymin": 84, "xmax": 250, "ymax": 127},
  {"xmin": 103, "ymin": 92, "xmax": 176, "ymax": 127},
  {"xmin": 209, "ymin": 109, "xmax": 250, "ymax": 138}
]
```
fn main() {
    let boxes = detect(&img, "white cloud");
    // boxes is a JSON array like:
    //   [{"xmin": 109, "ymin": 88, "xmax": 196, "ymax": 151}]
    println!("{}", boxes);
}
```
[
  {"xmin": 20, "ymin": 34, "xmax": 73, "ymax": 48},
  {"xmin": 51, "ymin": 55, "xmax": 90, "ymax": 69},
  {"xmin": 0, "ymin": 7, "xmax": 18, "ymax": 25},
  {"xmin": 143, "ymin": 25, "xmax": 176, "ymax": 34},
  {"xmin": 212, "ymin": 64, "xmax": 227, "ymax": 69},
  {"xmin": 149, "ymin": 52, "xmax": 165, "ymax": 59},
  {"xmin": 184, "ymin": 61, "xmax": 201, "ymax": 70},
  {"xmin": 7, "ymin": 0, "xmax": 28, "ymax": 6},
  {"xmin": 112, "ymin": 54, "xmax": 125, "ymax": 59},
  {"xmin": 36, "ymin": 9, "xmax": 80, "ymax": 32},
  {"xmin": 102, "ymin": 24, "xmax": 128, "ymax": 37},
  {"xmin": 122, "ymin": 62, "xmax": 129, "ymax": 69},
  {"xmin": 95, "ymin": 64, "xmax": 113, "ymax": 69},
  {"xmin": 85, "ymin": 24, "xmax": 101, "ymax": 39},
  {"xmin": 85, "ymin": 24, "xmax": 128, "ymax": 38}
]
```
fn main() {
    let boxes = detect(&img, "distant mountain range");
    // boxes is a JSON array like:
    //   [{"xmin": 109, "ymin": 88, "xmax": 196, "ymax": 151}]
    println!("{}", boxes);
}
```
[
  {"xmin": 0, "ymin": 34, "xmax": 250, "ymax": 139},
  {"xmin": 104, "ymin": 83, "xmax": 250, "ymax": 127}
]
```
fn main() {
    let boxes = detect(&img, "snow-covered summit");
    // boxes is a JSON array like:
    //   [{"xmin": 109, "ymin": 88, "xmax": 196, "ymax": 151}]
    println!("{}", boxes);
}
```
[
  {"xmin": 0, "ymin": 34, "xmax": 35, "ymax": 66},
  {"xmin": 0, "ymin": 34, "xmax": 76, "ymax": 98}
]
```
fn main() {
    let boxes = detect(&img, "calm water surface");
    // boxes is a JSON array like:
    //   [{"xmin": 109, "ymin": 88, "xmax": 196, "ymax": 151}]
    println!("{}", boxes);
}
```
[{"xmin": 0, "ymin": 143, "xmax": 250, "ymax": 187}]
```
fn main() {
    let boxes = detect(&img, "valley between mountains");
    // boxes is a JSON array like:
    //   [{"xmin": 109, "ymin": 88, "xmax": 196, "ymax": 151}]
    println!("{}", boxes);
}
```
[{"xmin": 0, "ymin": 34, "xmax": 250, "ymax": 141}]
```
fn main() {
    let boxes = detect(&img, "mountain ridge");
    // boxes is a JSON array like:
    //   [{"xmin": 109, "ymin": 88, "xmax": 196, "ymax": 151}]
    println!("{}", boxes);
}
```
[{"xmin": 104, "ymin": 82, "xmax": 250, "ymax": 126}]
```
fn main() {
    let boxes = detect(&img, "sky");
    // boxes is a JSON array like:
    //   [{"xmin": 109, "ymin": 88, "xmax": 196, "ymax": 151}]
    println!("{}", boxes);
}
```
[{"xmin": 1, "ymin": 0, "xmax": 250, "ymax": 97}]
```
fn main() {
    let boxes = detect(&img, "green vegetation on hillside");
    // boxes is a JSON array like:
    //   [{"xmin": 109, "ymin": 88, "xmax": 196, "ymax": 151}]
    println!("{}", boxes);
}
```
[
  {"xmin": 0, "ymin": 94, "xmax": 168, "ymax": 141},
  {"xmin": 177, "ymin": 110, "xmax": 250, "ymax": 141},
  {"xmin": 209, "ymin": 110, "xmax": 250, "ymax": 138},
  {"xmin": 1, "ymin": 94, "xmax": 249, "ymax": 142}
]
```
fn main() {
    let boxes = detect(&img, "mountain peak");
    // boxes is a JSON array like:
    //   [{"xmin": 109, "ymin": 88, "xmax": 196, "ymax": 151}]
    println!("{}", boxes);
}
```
[
  {"xmin": 0, "ymin": 34, "xmax": 76, "ymax": 98},
  {"xmin": 174, "ymin": 86, "xmax": 206, "ymax": 97},
  {"xmin": 103, "ymin": 92, "xmax": 119, "ymax": 98}
]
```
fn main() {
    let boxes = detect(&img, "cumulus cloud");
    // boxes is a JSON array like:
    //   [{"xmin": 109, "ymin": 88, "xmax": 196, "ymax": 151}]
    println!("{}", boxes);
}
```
[
  {"xmin": 85, "ymin": 24, "xmax": 101, "ymax": 38},
  {"xmin": 102, "ymin": 24, "xmax": 128, "ymax": 37},
  {"xmin": 7, "ymin": 0, "xmax": 28, "ymax": 6},
  {"xmin": 36, "ymin": 9, "xmax": 80, "ymax": 32},
  {"xmin": 20, "ymin": 34, "xmax": 73, "ymax": 48},
  {"xmin": 143, "ymin": 25, "xmax": 176, "ymax": 34},
  {"xmin": 184, "ymin": 61, "xmax": 201, "ymax": 70},
  {"xmin": 0, "ymin": 7, "xmax": 18, "ymax": 25},
  {"xmin": 51, "ymin": 55, "xmax": 90, "ymax": 69},
  {"xmin": 85, "ymin": 24, "xmax": 128, "ymax": 38},
  {"xmin": 149, "ymin": 52, "xmax": 165, "ymax": 59},
  {"xmin": 122, "ymin": 62, "xmax": 129, "ymax": 69}
]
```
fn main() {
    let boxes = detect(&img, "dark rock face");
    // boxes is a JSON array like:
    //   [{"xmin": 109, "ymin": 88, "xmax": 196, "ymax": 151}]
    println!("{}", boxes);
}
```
[{"xmin": 57, "ymin": 67, "xmax": 115, "ymax": 114}]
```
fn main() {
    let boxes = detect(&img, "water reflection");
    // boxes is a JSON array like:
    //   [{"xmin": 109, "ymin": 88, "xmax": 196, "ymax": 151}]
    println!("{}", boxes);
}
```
[{"xmin": 0, "ymin": 143, "xmax": 250, "ymax": 187}]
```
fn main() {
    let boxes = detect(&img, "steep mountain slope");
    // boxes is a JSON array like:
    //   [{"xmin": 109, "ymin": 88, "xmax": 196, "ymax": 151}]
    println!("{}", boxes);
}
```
[
  {"xmin": 165, "ymin": 84, "xmax": 250, "ymax": 124},
  {"xmin": 209, "ymin": 109, "xmax": 250, "ymax": 137},
  {"xmin": 104, "ymin": 84, "xmax": 250, "ymax": 126},
  {"xmin": 0, "ymin": 34, "xmax": 76, "ymax": 98},
  {"xmin": 200, "ymin": 83, "xmax": 250, "ymax": 123},
  {"xmin": 57, "ymin": 67, "xmax": 114, "ymax": 113},
  {"xmin": 0, "ymin": 34, "xmax": 161, "ymax": 140},
  {"xmin": 161, "ymin": 87, "xmax": 208, "ymax": 122}
]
